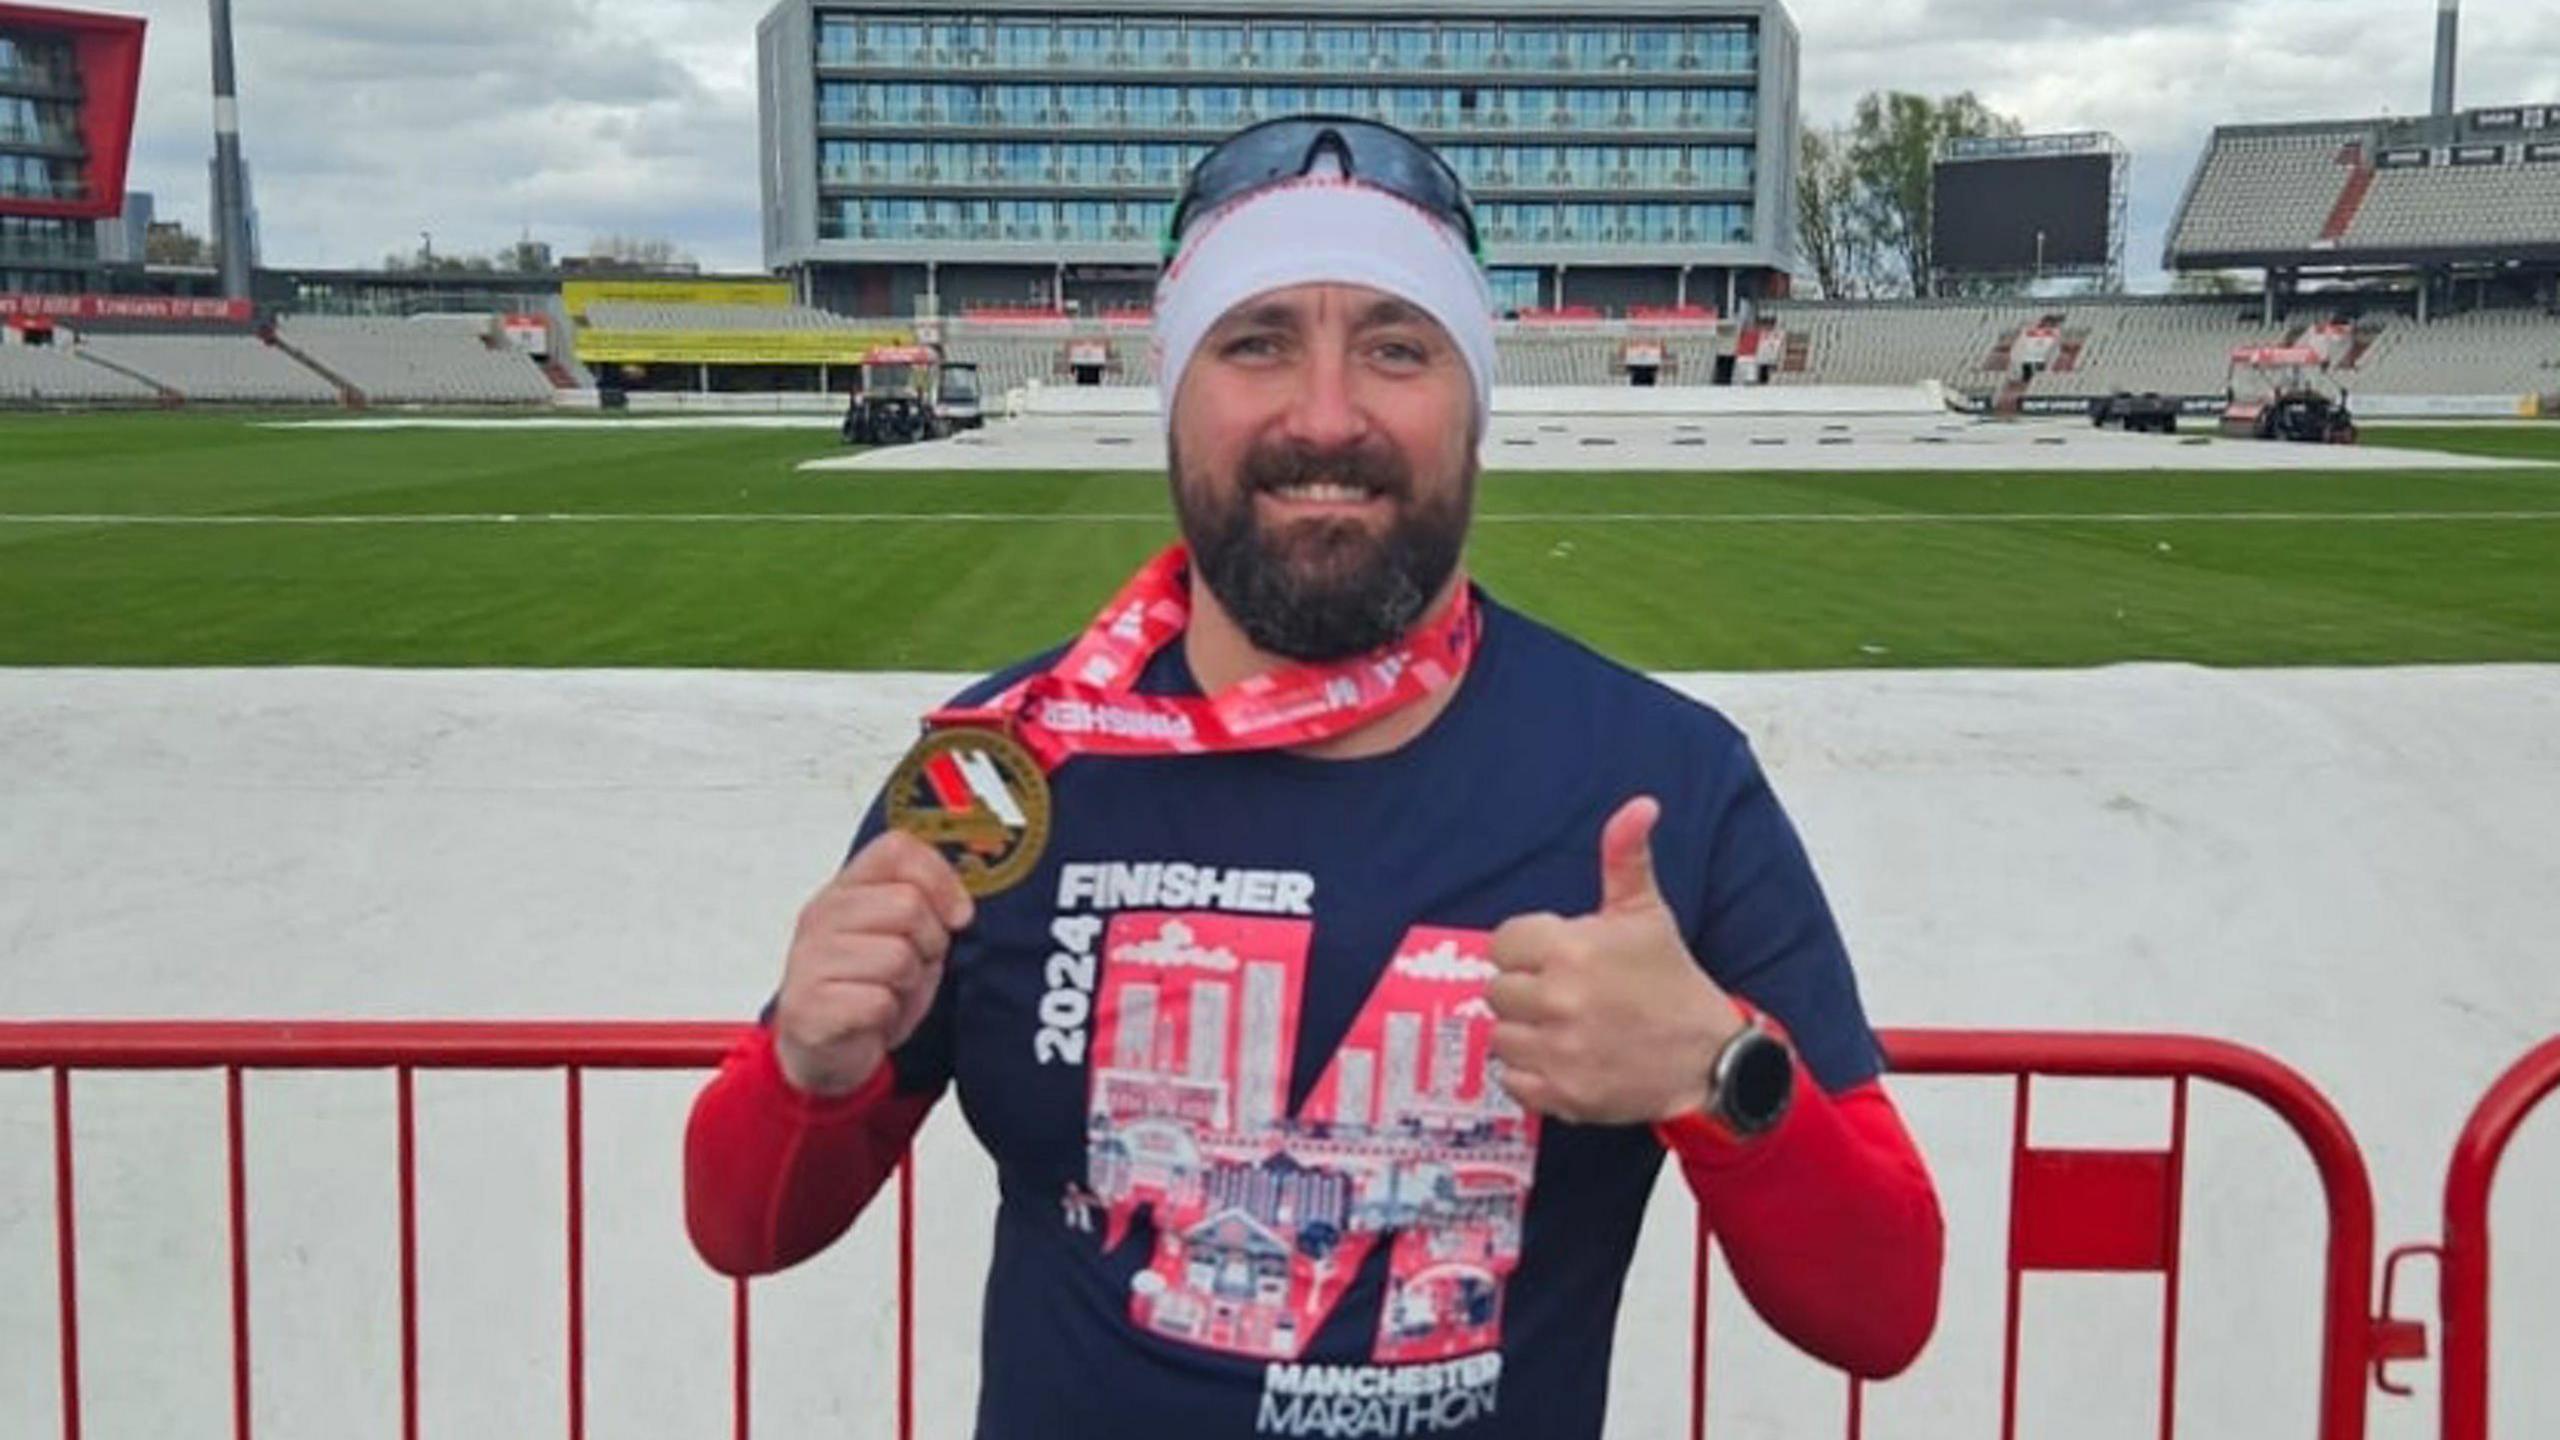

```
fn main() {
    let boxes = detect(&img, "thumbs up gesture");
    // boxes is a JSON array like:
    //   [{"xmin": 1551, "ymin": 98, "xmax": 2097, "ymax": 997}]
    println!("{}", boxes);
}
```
[{"xmin": 1487, "ymin": 796, "xmax": 1748, "ymax": 1126}]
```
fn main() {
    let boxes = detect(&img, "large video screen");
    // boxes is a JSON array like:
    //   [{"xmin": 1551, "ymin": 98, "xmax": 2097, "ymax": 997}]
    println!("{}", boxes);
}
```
[{"xmin": 1931, "ymin": 154, "xmax": 2112, "ymax": 272}]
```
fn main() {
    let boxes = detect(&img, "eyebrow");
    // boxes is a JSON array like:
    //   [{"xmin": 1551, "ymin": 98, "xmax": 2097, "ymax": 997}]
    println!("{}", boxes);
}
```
[
  {"xmin": 1351, "ymin": 298, "xmax": 1430, "ymax": 333},
  {"xmin": 1216, "ymin": 301, "xmax": 1302, "ymax": 336}
]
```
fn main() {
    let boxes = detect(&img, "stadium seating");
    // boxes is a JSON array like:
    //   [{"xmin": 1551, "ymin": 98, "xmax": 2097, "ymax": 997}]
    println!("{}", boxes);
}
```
[
  {"xmin": 2025, "ymin": 304, "xmax": 2297, "ymax": 401},
  {"xmin": 0, "ymin": 344, "xmax": 162, "ymax": 403},
  {"xmin": 1760, "ymin": 303, "xmax": 2059, "ymax": 389},
  {"xmin": 2168, "ymin": 129, "xmax": 2365, "ymax": 258},
  {"xmin": 278, "ymin": 316, "xmax": 553, "ymax": 405},
  {"xmin": 2342, "ymin": 154, "xmax": 2560, "ymax": 252},
  {"xmin": 76, "ymin": 333, "xmax": 342, "ymax": 404},
  {"xmin": 2339, "ymin": 308, "xmax": 2560, "ymax": 395}
]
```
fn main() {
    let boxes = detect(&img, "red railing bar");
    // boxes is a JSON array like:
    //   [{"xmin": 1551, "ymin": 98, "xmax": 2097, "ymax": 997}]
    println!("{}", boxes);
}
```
[
  {"xmin": 397, "ymin": 1067, "xmax": 420, "ymax": 1440},
  {"xmin": 0, "ymin": 1021, "xmax": 744, "ymax": 1071},
  {"xmin": 2440, "ymin": 1035, "xmax": 2560, "ymax": 1440},
  {"xmin": 732, "ymin": 1277, "xmax": 751, "ymax": 1440},
  {"xmin": 897, "ymin": 1152, "xmax": 916, "ymax": 1440},
  {"xmin": 567, "ymin": 1066, "xmax": 587, "ymax": 1440},
  {"xmin": 1688, "ymin": 1207, "xmax": 1711, "ymax": 1440},
  {"xmin": 53, "ymin": 1068, "xmax": 82, "ymax": 1440},
  {"xmin": 2159, "ymin": 1076, "xmax": 2190, "ymax": 1440},
  {"xmin": 1998, "ymin": 1074, "xmax": 2030, "ymax": 1440},
  {"xmin": 227, "ymin": 1067, "xmax": 252, "ymax": 1440},
  {"xmin": 1846, "ymin": 1372, "xmax": 1865, "ymax": 1440},
  {"xmin": 1882, "ymin": 1028, "xmax": 2376, "ymax": 1440}
]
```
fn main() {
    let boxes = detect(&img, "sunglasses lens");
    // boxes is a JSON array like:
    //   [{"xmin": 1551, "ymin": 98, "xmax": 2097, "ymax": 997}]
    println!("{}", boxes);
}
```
[{"xmin": 1170, "ymin": 119, "xmax": 1478, "ymax": 260}]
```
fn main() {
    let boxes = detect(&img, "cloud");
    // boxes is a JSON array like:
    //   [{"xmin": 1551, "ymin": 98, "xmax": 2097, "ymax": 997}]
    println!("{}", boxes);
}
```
[
  {"xmin": 112, "ymin": 0, "xmax": 759, "ymax": 269},
  {"xmin": 94, "ymin": 1, "xmax": 2560, "ymax": 283},
  {"xmin": 1789, "ymin": 0, "xmax": 2560, "ymax": 283}
]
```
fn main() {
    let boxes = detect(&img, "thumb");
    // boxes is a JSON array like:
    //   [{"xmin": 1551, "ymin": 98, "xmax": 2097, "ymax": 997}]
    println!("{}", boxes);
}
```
[{"xmin": 1597, "ymin": 795, "xmax": 1665, "ymax": 915}]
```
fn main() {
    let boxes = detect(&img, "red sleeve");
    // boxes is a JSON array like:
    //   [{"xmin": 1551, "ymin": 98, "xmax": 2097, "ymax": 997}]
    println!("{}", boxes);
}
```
[
  {"xmin": 682, "ymin": 1026, "xmax": 941, "ymax": 1277},
  {"xmin": 1656, "ymin": 1069, "xmax": 1945, "ymax": 1379}
]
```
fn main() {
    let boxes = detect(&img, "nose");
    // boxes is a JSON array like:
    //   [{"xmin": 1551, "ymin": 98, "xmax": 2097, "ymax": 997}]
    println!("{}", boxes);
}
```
[{"xmin": 1277, "ymin": 345, "xmax": 1373, "ymax": 452}]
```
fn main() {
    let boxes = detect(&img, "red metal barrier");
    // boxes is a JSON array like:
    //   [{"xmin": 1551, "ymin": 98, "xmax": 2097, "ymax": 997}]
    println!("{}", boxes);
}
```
[
  {"xmin": 2377, "ymin": 1036, "xmax": 2560, "ymax": 1440},
  {"xmin": 0, "ymin": 1022, "xmax": 773, "ymax": 1440},
  {"xmin": 1857, "ymin": 1029, "xmax": 2389, "ymax": 1440},
  {"xmin": 1, "ymin": 1022, "xmax": 2403, "ymax": 1440}
]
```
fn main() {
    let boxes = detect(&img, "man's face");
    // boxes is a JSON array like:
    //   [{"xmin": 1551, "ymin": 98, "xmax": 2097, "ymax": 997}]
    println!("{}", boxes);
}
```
[{"xmin": 1168, "ymin": 282, "xmax": 1478, "ymax": 663}]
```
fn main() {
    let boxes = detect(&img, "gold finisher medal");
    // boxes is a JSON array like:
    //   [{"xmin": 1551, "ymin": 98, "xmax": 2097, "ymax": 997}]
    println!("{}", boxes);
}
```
[{"xmin": 884, "ymin": 726, "xmax": 1052, "ymax": 898}]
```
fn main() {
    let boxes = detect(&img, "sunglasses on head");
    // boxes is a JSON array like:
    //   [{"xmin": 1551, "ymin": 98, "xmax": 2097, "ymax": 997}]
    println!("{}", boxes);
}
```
[{"xmin": 1163, "ymin": 115, "xmax": 1484, "ymax": 264}]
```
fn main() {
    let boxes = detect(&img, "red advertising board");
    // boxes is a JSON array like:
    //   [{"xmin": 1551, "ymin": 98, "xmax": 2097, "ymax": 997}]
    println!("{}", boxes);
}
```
[
  {"xmin": 0, "ymin": 293, "xmax": 253, "ymax": 322},
  {"xmin": 0, "ymin": 4, "xmax": 148, "ymax": 221}
]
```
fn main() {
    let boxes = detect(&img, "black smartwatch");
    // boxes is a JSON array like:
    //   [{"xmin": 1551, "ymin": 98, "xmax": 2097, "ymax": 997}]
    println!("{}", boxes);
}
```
[{"xmin": 1707, "ymin": 1022, "xmax": 1795, "ymax": 1138}]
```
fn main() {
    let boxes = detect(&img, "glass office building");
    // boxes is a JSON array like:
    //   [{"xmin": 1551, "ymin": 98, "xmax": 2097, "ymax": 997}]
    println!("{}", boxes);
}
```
[{"xmin": 757, "ymin": 0, "xmax": 1800, "ymax": 317}]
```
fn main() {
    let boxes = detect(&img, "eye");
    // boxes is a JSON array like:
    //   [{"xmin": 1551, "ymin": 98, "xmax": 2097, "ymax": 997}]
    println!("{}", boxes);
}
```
[
  {"xmin": 1370, "ymin": 338, "xmax": 1431, "ymax": 368},
  {"xmin": 1220, "ymin": 332, "xmax": 1282, "ymax": 359}
]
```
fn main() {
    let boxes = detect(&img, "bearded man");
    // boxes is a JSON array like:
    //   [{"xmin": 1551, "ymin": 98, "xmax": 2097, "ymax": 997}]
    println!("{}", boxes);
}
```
[{"xmin": 686, "ymin": 117, "xmax": 1943, "ymax": 1440}]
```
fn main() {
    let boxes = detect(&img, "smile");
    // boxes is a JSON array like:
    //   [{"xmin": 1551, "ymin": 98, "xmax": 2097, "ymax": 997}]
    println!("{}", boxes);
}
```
[{"xmin": 1263, "ymin": 482, "xmax": 1387, "ymax": 504}]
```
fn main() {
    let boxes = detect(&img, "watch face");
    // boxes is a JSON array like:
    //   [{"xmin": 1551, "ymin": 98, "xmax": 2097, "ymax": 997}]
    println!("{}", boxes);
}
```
[{"xmin": 1724, "ymin": 1034, "xmax": 1795, "ymax": 1133}]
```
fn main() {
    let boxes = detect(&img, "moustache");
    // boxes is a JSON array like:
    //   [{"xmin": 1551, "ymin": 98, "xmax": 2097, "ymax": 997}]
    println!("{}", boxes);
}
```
[{"xmin": 1236, "ymin": 439, "xmax": 1415, "ymax": 503}]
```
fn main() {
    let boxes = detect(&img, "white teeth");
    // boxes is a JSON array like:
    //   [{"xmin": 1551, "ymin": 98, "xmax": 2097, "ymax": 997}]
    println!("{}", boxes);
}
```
[{"xmin": 1271, "ymin": 483, "xmax": 1373, "ymax": 503}]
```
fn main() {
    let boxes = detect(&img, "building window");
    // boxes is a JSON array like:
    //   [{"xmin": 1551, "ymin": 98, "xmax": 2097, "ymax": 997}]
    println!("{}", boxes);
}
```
[
  {"xmin": 867, "ymin": 18, "xmax": 925, "ymax": 63},
  {"xmin": 1127, "ymin": 84, "xmax": 1179, "ymax": 125},
  {"xmin": 934, "ymin": 19, "xmax": 989, "ymax": 59},
  {"xmin": 1564, "ymin": 89, "xmax": 1613, "ymax": 128},
  {"xmin": 1487, "ymin": 268, "xmax": 1539, "ymax": 311},
  {"xmin": 1443, "ymin": 28, "xmax": 1495, "ymax": 72},
  {"xmin": 995, "ymin": 21, "xmax": 1049, "ymax": 67},
  {"xmin": 1194, "ymin": 85, "xmax": 1243, "ymax": 126},
  {"xmin": 1311, "ymin": 25, "xmax": 1368, "ymax": 71},
  {"xmin": 1566, "ymin": 27, "xmax": 1618, "ymax": 71},
  {"xmin": 1192, "ymin": 24, "xmax": 1243, "ymax": 69},
  {"xmin": 1691, "ymin": 89, "xmax": 1754, "ymax": 129},
  {"xmin": 1309, "ymin": 86, "xmax": 1366, "ymax": 117},
  {"xmin": 1504, "ymin": 27, "xmax": 1561, "ymax": 69},
  {"xmin": 1128, "ymin": 23, "xmax": 1180, "ymax": 66},
  {"xmin": 817, "ymin": 19, "xmax": 859, "ymax": 65},
  {"xmin": 0, "ymin": 153, "xmax": 84, "ymax": 203},
  {"xmin": 997, "ymin": 83, "xmax": 1049, "ymax": 121},
  {"xmin": 1691, "ymin": 145, "xmax": 1753, "ymax": 187},
  {"xmin": 1627, "ymin": 28, "xmax": 1681, "ymax": 72},
  {"xmin": 1058, "ymin": 84, "xmax": 1113, "ymax": 127},
  {"xmin": 1135, "ymin": 141, "xmax": 1184, "ymax": 187},
  {"xmin": 1380, "ymin": 27, "xmax": 1433, "ymax": 69},
  {"xmin": 1683, "ymin": 202, "xmax": 1753, "ymax": 243},
  {"xmin": 1059, "ymin": 23, "xmax": 1110, "ymax": 66},
  {"xmin": 1249, "ymin": 23, "xmax": 1303, "ymax": 68},
  {"xmin": 1694, "ymin": 24, "xmax": 1756, "ymax": 72}
]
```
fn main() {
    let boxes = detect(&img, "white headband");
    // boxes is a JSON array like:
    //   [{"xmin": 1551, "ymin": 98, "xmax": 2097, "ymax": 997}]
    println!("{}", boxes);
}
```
[{"xmin": 1151, "ymin": 175, "xmax": 1496, "ymax": 435}]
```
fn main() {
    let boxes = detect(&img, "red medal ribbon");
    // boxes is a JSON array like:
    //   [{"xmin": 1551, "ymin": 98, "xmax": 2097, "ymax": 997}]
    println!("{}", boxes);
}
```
[{"xmin": 929, "ymin": 542, "xmax": 1481, "ymax": 770}]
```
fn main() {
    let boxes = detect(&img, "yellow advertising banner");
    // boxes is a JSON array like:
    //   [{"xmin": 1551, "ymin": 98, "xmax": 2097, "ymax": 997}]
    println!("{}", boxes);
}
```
[
  {"xmin": 561, "ymin": 278, "xmax": 795, "ymax": 318},
  {"xmin": 575, "ymin": 329, "xmax": 912, "ymax": 364}
]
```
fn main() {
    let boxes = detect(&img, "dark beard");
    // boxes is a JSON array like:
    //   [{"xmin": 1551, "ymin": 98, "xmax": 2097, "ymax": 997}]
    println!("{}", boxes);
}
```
[{"xmin": 1171, "ymin": 434, "xmax": 1473, "ymax": 663}]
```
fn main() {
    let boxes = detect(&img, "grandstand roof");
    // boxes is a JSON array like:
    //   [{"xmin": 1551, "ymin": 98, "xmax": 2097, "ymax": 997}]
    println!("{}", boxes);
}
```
[{"xmin": 2168, "ymin": 113, "xmax": 2560, "ymax": 271}]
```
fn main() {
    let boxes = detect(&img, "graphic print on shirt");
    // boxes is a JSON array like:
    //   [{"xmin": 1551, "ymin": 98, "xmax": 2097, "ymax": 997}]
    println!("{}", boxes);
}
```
[{"xmin": 1081, "ymin": 912, "xmax": 1540, "ymax": 1364}]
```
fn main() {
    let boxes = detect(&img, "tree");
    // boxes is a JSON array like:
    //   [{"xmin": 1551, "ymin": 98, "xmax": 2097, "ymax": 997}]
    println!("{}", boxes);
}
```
[
  {"xmin": 1795, "ymin": 125, "xmax": 1877, "ymax": 299},
  {"xmin": 2173, "ymin": 269, "xmax": 2253, "ymax": 296},
  {"xmin": 1845, "ymin": 91, "xmax": 2023, "ymax": 297},
  {"xmin": 584, "ymin": 234, "xmax": 695, "ymax": 271},
  {"xmin": 145, "ymin": 221, "xmax": 208, "ymax": 267}
]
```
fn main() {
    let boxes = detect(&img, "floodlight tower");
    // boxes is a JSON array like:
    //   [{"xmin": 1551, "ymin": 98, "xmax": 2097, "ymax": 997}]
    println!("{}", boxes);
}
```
[
  {"xmin": 2431, "ymin": 0, "xmax": 2459, "ymax": 117},
  {"xmin": 209, "ymin": 0, "xmax": 252, "ymax": 299}
]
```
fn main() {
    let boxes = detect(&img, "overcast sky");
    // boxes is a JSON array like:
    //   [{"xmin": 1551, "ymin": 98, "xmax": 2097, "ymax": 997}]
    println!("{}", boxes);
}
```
[{"xmin": 105, "ymin": 0, "xmax": 2560, "ymax": 288}]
